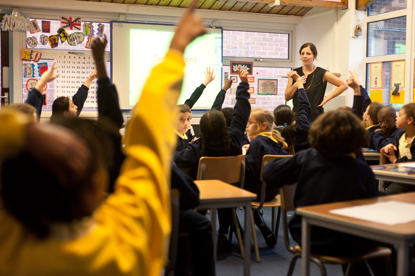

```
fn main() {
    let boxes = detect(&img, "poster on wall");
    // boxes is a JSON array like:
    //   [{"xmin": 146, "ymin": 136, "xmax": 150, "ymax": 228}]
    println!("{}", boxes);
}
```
[
  {"xmin": 55, "ymin": 54, "xmax": 98, "ymax": 108},
  {"xmin": 230, "ymin": 61, "xmax": 253, "ymax": 75},
  {"xmin": 258, "ymin": 79, "xmax": 278, "ymax": 95},
  {"xmin": 370, "ymin": 62, "xmax": 382, "ymax": 89},
  {"xmin": 391, "ymin": 60, "xmax": 405, "ymax": 89}
]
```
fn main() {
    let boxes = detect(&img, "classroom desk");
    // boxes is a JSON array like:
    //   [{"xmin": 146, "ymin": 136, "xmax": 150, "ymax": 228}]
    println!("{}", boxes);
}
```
[
  {"xmin": 297, "ymin": 192, "xmax": 415, "ymax": 276},
  {"xmin": 372, "ymin": 166, "xmax": 415, "ymax": 185},
  {"xmin": 195, "ymin": 180, "xmax": 256, "ymax": 276},
  {"xmin": 363, "ymin": 152, "xmax": 380, "ymax": 162}
]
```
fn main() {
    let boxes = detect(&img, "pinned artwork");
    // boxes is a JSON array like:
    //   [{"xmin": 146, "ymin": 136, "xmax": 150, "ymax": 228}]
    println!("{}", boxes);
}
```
[
  {"xmin": 68, "ymin": 32, "xmax": 85, "ymax": 46},
  {"xmin": 42, "ymin": 93, "xmax": 48, "ymax": 106},
  {"xmin": 32, "ymin": 51, "xmax": 42, "ymax": 62},
  {"xmin": 38, "ymin": 62, "xmax": 49, "ymax": 76},
  {"xmin": 248, "ymin": 87, "xmax": 254, "ymax": 94},
  {"xmin": 85, "ymin": 36, "xmax": 96, "ymax": 49},
  {"xmin": 1, "ymin": 14, "xmax": 30, "ymax": 31},
  {"xmin": 247, "ymin": 76, "xmax": 255, "ymax": 83},
  {"xmin": 23, "ymin": 63, "xmax": 35, "ymax": 78},
  {"xmin": 21, "ymin": 49, "xmax": 33, "ymax": 61},
  {"xmin": 60, "ymin": 16, "xmax": 82, "ymax": 30},
  {"xmin": 48, "ymin": 35, "xmax": 59, "ymax": 49},
  {"xmin": 26, "ymin": 79, "xmax": 38, "ymax": 92},
  {"xmin": 230, "ymin": 61, "xmax": 253, "ymax": 75},
  {"xmin": 41, "ymin": 20, "xmax": 51, "ymax": 33},
  {"xmin": 29, "ymin": 20, "xmax": 41, "ymax": 34},
  {"xmin": 57, "ymin": 27, "xmax": 69, "ymax": 43},
  {"xmin": 97, "ymin": 23, "xmax": 105, "ymax": 37},
  {"xmin": 40, "ymin": 35, "xmax": 48, "ymax": 45},
  {"xmin": 83, "ymin": 22, "xmax": 94, "ymax": 36},
  {"xmin": 248, "ymin": 98, "xmax": 256, "ymax": 104},
  {"xmin": 26, "ymin": 37, "xmax": 38, "ymax": 48}
]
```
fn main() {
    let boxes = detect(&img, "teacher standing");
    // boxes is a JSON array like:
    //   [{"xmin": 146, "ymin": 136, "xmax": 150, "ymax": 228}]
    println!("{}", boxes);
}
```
[{"xmin": 285, "ymin": 43, "xmax": 348, "ymax": 121}]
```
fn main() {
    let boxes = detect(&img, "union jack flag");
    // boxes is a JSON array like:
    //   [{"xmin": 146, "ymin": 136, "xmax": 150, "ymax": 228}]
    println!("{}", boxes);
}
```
[{"xmin": 60, "ymin": 17, "xmax": 82, "ymax": 30}]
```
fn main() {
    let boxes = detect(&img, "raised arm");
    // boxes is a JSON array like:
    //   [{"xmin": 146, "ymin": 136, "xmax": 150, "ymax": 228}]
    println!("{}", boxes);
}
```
[
  {"xmin": 347, "ymin": 70, "xmax": 365, "ymax": 119},
  {"xmin": 184, "ymin": 67, "xmax": 215, "ymax": 108},
  {"xmin": 229, "ymin": 66, "xmax": 250, "ymax": 141},
  {"xmin": 318, "ymin": 72, "xmax": 348, "ymax": 107},
  {"xmin": 211, "ymin": 78, "xmax": 232, "ymax": 110}
]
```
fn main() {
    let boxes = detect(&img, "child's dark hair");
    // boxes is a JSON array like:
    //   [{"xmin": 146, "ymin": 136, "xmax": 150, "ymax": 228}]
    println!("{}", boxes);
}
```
[
  {"xmin": 309, "ymin": 110, "xmax": 368, "ymax": 158},
  {"xmin": 9, "ymin": 103, "xmax": 36, "ymax": 116},
  {"xmin": 299, "ymin": 43, "xmax": 318, "ymax": 58},
  {"xmin": 51, "ymin": 96, "xmax": 70, "ymax": 123},
  {"xmin": 402, "ymin": 103, "xmax": 415, "ymax": 126},
  {"xmin": 178, "ymin": 104, "xmax": 191, "ymax": 114},
  {"xmin": 368, "ymin": 102, "xmax": 383, "ymax": 124},
  {"xmin": 274, "ymin": 105, "xmax": 295, "ymax": 153},
  {"xmin": 0, "ymin": 118, "xmax": 113, "ymax": 239},
  {"xmin": 221, "ymin": 107, "xmax": 234, "ymax": 128},
  {"xmin": 199, "ymin": 110, "xmax": 230, "ymax": 156}
]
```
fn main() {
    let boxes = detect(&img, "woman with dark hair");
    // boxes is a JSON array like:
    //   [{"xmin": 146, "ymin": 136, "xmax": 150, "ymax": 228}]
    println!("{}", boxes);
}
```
[{"xmin": 285, "ymin": 43, "xmax": 348, "ymax": 121}]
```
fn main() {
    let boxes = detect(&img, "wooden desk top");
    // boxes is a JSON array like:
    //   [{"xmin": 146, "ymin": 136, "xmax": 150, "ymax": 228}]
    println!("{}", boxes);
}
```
[
  {"xmin": 297, "ymin": 192, "xmax": 415, "ymax": 238},
  {"xmin": 195, "ymin": 180, "xmax": 256, "ymax": 203},
  {"xmin": 363, "ymin": 152, "xmax": 380, "ymax": 160}
]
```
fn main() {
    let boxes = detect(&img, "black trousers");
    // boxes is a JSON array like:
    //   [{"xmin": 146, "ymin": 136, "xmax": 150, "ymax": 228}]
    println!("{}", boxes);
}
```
[{"xmin": 174, "ymin": 209, "xmax": 216, "ymax": 276}]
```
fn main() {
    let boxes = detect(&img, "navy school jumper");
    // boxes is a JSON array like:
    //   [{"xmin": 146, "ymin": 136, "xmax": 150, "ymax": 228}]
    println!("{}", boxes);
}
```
[
  {"xmin": 262, "ymin": 148, "xmax": 378, "ymax": 254},
  {"xmin": 372, "ymin": 126, "xmax": 405, "ymax": 152},
  {"xmin": 174, "ymin": 82, "xmax": 251, "ymax": 180}
]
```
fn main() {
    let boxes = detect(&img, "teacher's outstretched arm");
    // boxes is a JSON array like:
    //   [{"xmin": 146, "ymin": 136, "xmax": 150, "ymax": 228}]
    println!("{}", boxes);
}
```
[{"xmin": 317, "ymin": 71, "xmax": 348, "ymax": 107}]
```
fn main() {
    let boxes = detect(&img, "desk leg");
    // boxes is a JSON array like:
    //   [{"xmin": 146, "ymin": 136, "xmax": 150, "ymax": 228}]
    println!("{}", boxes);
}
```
[
  {"xmin": 244, "ymin": 202, "xmax": 251, "ymax": 276},
  {"xmin": 396, "ymin": 240, "xmax": 408, "ymax": 276},
  {"xmin": 301, "ymin": 217, "xmax": 310, "ymax": 276},
  {"xmin": 211, "ymin": 207, "xmax": 217, "ymax": 263}
]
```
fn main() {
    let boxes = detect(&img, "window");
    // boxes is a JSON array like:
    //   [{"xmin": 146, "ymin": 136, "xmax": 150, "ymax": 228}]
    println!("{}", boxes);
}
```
[
  {"xmin": 367, "ymin": 16, "xmax": 406, "ymax": 57},
  {"xmin": 368, "ymin": 0, "xmax": 407, "ymax": 16}
]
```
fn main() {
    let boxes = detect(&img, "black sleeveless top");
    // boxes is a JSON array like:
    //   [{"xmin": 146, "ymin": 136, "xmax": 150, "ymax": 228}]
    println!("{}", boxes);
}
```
[{"xmin": 292, "ymin": 66, "xmax": 327, "ymax": 121}]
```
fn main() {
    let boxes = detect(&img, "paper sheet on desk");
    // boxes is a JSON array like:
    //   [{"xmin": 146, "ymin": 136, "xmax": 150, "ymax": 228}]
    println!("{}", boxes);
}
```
[
  {"xmin": 329, "ymin": 201, "xmax": 415, "ymax": 225},
  {"xmin": 397, "ymin": 162, "xmax": 415, "ymax": 168}
]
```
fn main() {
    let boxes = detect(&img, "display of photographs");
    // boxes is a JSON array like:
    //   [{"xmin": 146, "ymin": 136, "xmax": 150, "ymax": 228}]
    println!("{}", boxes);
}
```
[{"xmin": 258, "ymin": 79, "xmax": 278, "ymax": 95}]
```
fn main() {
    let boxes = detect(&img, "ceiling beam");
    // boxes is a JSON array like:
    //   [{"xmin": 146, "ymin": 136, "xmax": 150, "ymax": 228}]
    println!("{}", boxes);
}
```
[
  {"xmin": 246, "ymin": 0, "xmax": 348, "ymax": 9},
  {"xmin": 356, "ymin": 0, "xmax": 377, "ymax": 11}
]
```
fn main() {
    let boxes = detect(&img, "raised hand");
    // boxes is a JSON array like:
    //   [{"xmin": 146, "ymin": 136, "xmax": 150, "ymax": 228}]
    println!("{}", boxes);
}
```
[
  {"xmin": 91, "ymin": 36, "xmax": 108, "ymax": 79},
  {"xmin": 36, "ymin": 60, "xmax": 59, "ymax": 92},
  {"xmin": 170, "ymin": 0, "xmax": 206, "ymax": 54},
  {"xmin": 203, "ymin": 67, "xmax": 216, "ymax": 86},
  {"xmin": 238, "ymin": 65, "xmax": 248, "ymax": 83},
  {"xmin": 222, "ymin": 78, "xmax": 232, "ymax": 91},
  {"xmin": 346, "ymin": 70, "xmax": 361, "ymax": 90},
  {"xmin": 287, "ymin": 71, "xmax": 300, "ymax": 82}
]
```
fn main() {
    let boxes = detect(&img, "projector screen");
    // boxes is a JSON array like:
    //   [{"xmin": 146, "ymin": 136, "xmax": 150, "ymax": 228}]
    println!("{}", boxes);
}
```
[{"xmin": 111, "ymin": 22, "xmax": 223, "ymax": 110}]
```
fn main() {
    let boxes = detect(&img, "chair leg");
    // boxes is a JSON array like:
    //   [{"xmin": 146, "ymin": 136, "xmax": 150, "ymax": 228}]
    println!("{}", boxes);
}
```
[
  {"xmin": 274, "ymin": 207, "xmax": 281, "ymax": 244},
  {"xmin": 385, "ymin": 256, "xmax": 393, "ymax": 276},
  {"xmin": 287, "ymin": 254, "xmax": 301, "ymax": 276},
  {"xmin": 311, "ymin": 257, "xmax": 327, "ymax": 276},
  {"xmin": 272, "ymin": 207, "xmax": 276, "ymax": 234},
  {"xmin": 344, "ymin": 263, "xmax": 352, "ymax": 276},
  {"xmin": 232, "ymin": 209, "xmax": 244, "ymax": 259},
  {"xmin": 250, "ymin": 210, "xmax": 260, "ymax": 263}
]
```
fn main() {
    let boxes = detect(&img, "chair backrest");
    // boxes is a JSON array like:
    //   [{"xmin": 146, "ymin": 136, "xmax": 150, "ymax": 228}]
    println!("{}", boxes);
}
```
[
  {"xmin": 280, "ymin": 183, "xmax": 298, "ymax": 254},
  {"xmin": 255, "ymin": 155, "xmax": 293, "ymax": 208},
  {"xmin": 197, "ymin": 155, "xmax": 245, "ymax": 186},
  {"xmin": 164, "ymin": 189, "xmax": 180, "ymax": 276},
  {"xmin": 380, "ymin": 148, "xmax": 387, "ymax": 165}
]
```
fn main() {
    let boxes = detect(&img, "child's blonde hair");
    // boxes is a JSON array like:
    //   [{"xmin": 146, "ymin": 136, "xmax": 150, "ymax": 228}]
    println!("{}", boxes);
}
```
[{"xmin": 250, "ymin": 108, "xmax": 287, "ymax": 150}]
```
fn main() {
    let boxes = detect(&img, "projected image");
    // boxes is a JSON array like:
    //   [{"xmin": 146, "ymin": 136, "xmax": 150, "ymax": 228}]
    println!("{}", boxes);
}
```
[{"xmin": 112, "ymin": 22, "xmax": 222, "ymax": 110}]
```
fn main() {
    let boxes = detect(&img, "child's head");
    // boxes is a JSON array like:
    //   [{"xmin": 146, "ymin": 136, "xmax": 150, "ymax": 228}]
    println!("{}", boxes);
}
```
[
  {"xmin": 396, "ymin": 103, "xmax": 415, "ymax": 130},
  {"xmin": 309, "ymin": 110, "xmax": 368, "ymax": 158},
  {"xmin": 363, "ymin": 102, "xmax": 383, "ymax": 126},
  {"xmin": 273, "ymin": 105, "xmax": 293, "ymax": 126},
  {"xmin": 199, "ymin": 109, "xmax": 230, "ymax": 156},
  {"xmin": 176, "ymin": 104, "xmax": 192, "ymax": 135},
  {"xmin": 221, "ymin": 107, "xmax": 234, "ymax": 128},
  {"xmin": 8, "ymin": 103, "xmax": 37, "ymax": 123},
  {"xmin": 377, "ymin": 105, "xmax": 397, "ymax": 134},
  {"xmin": 0, "ymin": 118, "xmax": 113, "ymax": 239},
  {"xmin": 51, "ymin": 97, "xmax": 78, "ymax": 122}
]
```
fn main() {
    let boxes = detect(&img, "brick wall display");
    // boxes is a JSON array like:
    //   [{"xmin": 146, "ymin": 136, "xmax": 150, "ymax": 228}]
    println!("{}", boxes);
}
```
[
  {"xmin": 368, "ymin": 16, "xmax": 406, "ymax": 57},
  {"xmin": 223, "ymin": 30, "xmax": 289, "ymax": 59},
  {"xmin": 368, "ymin": 0, "xmax": 407, "ymax": 16}
]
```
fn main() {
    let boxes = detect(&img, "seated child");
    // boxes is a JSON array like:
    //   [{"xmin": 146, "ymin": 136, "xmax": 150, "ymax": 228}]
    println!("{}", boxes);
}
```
[
  {"xmin": 382, "ymin": 103, "xmax": 415, "ymax": 194},
  {"xmin": 273, "ymin": 71, "xmax": 311, "ymax": 154},
  {"xmin": 243, "ymin": 108, "xmax": 288, "ymax": 247},
  {"xmin": 176, "ymin": 104, "xmax": 193, "ymax": 151},
  {"xmin": 8, "ymin": 103, "xmax": 37, "ymax": 123},
  {"xmin": 363, "ymin": 102, "xmax": 383, "ymax": 150},
  {"xmin": 373, "ymin": 105, "xmax": 405, "ymax": 152},
  {"xmin": 0, "ymin": 3, "xmax": 206, "ymax": 274},
  {"xmin": 263, "ymin": 109, "xmax": 391, "ymax": 276}
]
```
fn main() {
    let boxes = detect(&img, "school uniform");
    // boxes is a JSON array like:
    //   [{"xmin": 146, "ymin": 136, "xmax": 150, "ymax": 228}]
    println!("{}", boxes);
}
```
[
  {"xmin": 262, "ymin": 148, "xmax": 379, "ymax": 255},
  {"xmin": 96, "ymin": 77, "xmax": 124, "ymax": 128},
  {"xmin": 0, "ymin": 49, "xmax": 182, "ymax": 276},
  {"xmin": 244, "ymin": 133, "xmax": 288, "ymax": 201},
  {"xmin": 174, "ymin": 82, "xmax": 251, "ymax": 180},
  {"xmin": 352, "ymin": 85, "xmax": 371, "ymax": 120},
  {"xmin": 372, "ymin": 126, "xmax": 405, "ymax": 152},
  {"xmin": 294, "ymin": 88, "xmax": 311, "ymax": 153},
  {"xmin": 175, "ymin": 130, "xmax": 189, "ymax": 152},
  {"xmin": 366, "ymin": 124, "xmax": 381, "ymax": 150},
  {"xmin": 211, "ymin": 89, "xmax": 227, "ymax": 111},
  {"xmin": 25, "ymin": 84, "xmax": 89, "ymax": 118}
]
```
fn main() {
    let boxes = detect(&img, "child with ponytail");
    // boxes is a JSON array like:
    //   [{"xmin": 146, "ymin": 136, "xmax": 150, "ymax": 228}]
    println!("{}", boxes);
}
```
[{"xmin": 243, "ymin": 108, "xmax": 288, "ymax": 247}]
